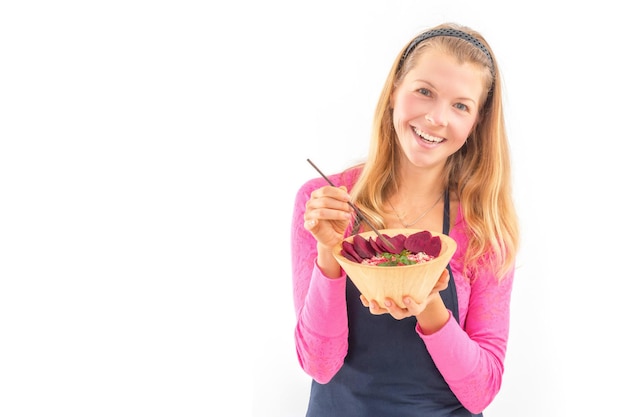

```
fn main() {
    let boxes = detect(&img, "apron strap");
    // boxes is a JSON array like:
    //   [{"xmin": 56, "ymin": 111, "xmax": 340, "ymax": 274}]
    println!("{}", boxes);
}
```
[{"xmin": 443, "ymin": 189, "xmax": 460, "ymax": 323}]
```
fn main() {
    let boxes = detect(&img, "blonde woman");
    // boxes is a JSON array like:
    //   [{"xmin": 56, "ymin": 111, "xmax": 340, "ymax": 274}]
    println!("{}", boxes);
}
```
[{"xmin": 291, "ymin": 22, "xmax": 520, "ymax": 416}]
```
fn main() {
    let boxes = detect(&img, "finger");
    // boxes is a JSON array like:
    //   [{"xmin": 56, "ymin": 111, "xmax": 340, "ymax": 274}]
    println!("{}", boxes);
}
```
[
  {"xmin": 441, "ymin": 268, "xmax": 450, "ymax": 282},
  {"xmin": 382, "ymin": 298, "xmax": 413, "ymax": 320},
  {"xmin": 431, "ymin": 270, "xmax": 450, "ymax": 292},
  {"xmin": 402, "ymin": 297, "xmax": 424, "ymax": 317},
  {"xmin": 305, "ymin": 202, "xmax": 353, "ymax": 226},
  {"xmin": 359, "ymin": 295, "xmax": 370, "ymax": 307},
  {"xmin": 310, "ymin": 185, "xmax": 351, "ymax": 202},
  {"xmin": 303, "ymin": 219, "xmax": 318, "ymax": 231},
  {"xmin": 368, "ymin": 298, "xmax": 388, "ymax": 315},
  {"xmin": 308, "ymin": 188, "xmax": 353, "ymax": 216},
  {"xmin": 432, "ymin": 281, "xmax": 447, "ymax": 293}
]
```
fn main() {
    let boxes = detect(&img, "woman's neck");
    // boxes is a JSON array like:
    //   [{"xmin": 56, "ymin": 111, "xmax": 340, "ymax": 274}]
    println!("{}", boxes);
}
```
[{"xmin": 394, "ymin": 159, "xmax": 445, "ymax": 204}]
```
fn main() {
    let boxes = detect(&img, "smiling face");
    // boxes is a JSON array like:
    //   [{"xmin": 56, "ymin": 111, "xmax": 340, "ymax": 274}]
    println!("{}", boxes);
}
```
[{"xmin": 391, "ymin": 49, "xmax": 487, "ymax": 171}]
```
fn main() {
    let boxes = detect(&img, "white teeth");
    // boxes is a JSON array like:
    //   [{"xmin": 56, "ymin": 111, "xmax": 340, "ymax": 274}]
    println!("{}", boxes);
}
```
[{"xmin": 413, "ymin": 127, "xmax": 443, "ymax": 143}]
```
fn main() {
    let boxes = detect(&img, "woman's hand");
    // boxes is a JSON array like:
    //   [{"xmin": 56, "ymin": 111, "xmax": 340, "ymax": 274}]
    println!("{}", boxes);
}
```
[
  {"xmin": 359, "ymin": 268, "xmax": 450, "ymax": 320},
  {"xmin": 303, "ymin": 185, "xmax": 353, "ymax": 250},
  {"xmin": 303, "ymin": 185, "xmax": 354, "ymax": 278}
]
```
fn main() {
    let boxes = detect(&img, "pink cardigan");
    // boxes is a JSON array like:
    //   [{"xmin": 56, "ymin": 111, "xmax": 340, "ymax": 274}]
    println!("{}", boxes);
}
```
[{"xmin": 290, "ymin": 167, "xmax": 514, "ymax": 414}]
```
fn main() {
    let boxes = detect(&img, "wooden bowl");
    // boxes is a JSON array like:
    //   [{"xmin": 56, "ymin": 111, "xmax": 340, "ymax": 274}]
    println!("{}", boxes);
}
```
[{"xmin": 332, "ymin": 228, "xmax": 457, "ymax": 308}]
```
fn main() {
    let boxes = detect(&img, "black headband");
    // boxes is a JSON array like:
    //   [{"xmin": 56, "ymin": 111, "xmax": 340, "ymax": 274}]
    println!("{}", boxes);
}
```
[{"xmin": 399, "ymin": 28, "xmax": 495, "ymax": 77}]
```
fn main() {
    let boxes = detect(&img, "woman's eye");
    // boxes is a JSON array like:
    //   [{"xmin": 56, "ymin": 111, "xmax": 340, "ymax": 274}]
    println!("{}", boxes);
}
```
[
  {"xmin": 417, "ymin": 88, "xmax": 431, "ymax": 97},
  {"xmin": 454, "ymin": 103, "xmax": 469, "ymax": 112}
]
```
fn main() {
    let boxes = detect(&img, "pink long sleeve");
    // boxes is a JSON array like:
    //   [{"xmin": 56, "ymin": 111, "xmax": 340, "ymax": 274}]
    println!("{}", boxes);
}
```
[
  {"xmin": 291, "ymin": 169, "xmax": 514, "ymax": 412},
  {"xmin": 290, "ymin": 172, "xmax": 359, "ymax": 383},
  {"xmin": 415, "ymin": 216, "xmax": 514, "ymax": 413}
]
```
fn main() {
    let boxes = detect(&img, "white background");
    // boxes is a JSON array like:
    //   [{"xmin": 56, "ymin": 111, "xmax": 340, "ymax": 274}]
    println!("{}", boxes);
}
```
[{"xmin": 1, "ymin": 1, "xmax": 625, "ymax": 416}]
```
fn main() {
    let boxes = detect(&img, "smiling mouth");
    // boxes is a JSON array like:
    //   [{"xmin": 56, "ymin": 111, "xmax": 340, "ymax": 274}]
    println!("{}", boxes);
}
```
[{"xmin": 413, "ymin": 127, "xmax": 444, "ymax": 144}]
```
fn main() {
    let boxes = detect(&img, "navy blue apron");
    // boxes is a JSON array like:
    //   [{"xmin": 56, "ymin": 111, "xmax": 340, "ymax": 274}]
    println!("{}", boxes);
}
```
[{"xmin": 306, "ymin": 191, "xmax": 481, "ymax": 416}]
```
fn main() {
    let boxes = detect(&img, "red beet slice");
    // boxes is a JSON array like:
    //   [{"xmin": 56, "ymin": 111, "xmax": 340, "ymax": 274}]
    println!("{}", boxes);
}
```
[
  {"xmin": 392, "ymin": 234, "xmax": 407, "ymax": 251},
  {"xmin": 404, "ymin": 230, "xmax": 432, "ymax": 253},
  {"xmin": 423, "ymin": 235, "xmax": 442, "ymax": 257},
  {"xmin": 341, "ymin": 249, "xmax": 360, "ymax": 263},
  {"xmin": 376, "ymin": 234, "xmax": 406, "ymax": 253},
  {"xmin": 341, "ymin": 240, "xmax": 363, "ymax": 262},
  {"xmin": 352, "ymin": 234, "xmax": 376, "ymax": 259},
  {"xmin": 375, "ymin": 234, "xmax": 393, "ymax": 252},
  {"xmin": 368, "ymin": 236, "xmax": 385, "ymax": 254}
]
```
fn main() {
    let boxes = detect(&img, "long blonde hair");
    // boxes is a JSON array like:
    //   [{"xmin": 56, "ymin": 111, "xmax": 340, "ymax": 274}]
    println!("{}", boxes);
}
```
[{"xmin": 349, "ymin": 22, "xmax": 519, "ymax": 280}]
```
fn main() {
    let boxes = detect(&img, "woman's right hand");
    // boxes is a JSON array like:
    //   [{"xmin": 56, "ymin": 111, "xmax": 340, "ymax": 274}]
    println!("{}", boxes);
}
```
[
  {"xmin": 303, "ymin": 185, "xmax": 354, "ymax": 278},
  {"xmin": 303, "ymin": 185, "xmax": 353, "ymax": 249}
]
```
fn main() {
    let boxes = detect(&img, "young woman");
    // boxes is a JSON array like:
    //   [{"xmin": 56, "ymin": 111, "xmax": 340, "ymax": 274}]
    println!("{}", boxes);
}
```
[{"xmin": 291, "ymin": 22, "xmax": 520, "ymax": 416}]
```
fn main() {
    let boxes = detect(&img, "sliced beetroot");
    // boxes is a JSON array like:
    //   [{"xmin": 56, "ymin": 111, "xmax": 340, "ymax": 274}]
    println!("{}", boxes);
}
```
[
  {"xmin": 341, "ymin": 240, "xmax": 363, "ymax": 262},
  {"xmin": 372, "ymin": 233, "xmax": 391, "ymax": 252},
  {"xmin": 352, "ymin": 234, "xmax": 376, "ymax": 259},
  {"xmin": 368, "ymin": 236, "xmax": 385, "ymax": 254},
  {"xmin": 423, "ymin": 235, "xmax": 442, "ymax": 257},
  {"xmin": 404, "ymin": 230, "xmax": 432, "ymax": 253},
  {"xmin": 376, "ymin": 233, "xmax": 406, "ymax": 253},
  {"xmin": 375, "ymin": 234, "xmax": 393, "ymax": 252},
  {"xmin": 341, "ymin": 248, "xmax": 360, "ymax": 263},
  {"xmin": 392, "ymin": 234, "xmax": 407, "ymax": 251}
]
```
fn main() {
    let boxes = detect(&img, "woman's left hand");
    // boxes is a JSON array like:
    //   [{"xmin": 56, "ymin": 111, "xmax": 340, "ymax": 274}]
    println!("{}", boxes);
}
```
[{"xmin": 359, "ymin": 268, "xmax": 450, "ymax": 320}]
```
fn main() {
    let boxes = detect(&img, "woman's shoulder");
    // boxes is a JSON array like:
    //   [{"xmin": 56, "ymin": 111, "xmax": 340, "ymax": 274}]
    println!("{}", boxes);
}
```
[{"xmin": 297, "ymin": 165, "xmax": 363, "ymax": 195}]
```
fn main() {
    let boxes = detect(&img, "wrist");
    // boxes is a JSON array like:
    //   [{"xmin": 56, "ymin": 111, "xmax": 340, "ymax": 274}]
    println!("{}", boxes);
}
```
[
  {"xmin": 416, "ymin": 296, "xmax": 449, "ymax": 335},
  {"xmin": 316, "ymin": 244, "xmax": 342, "ymax": 279}
]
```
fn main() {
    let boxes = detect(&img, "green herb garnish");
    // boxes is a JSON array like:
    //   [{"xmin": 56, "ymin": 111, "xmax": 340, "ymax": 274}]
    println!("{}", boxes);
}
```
[{"xmin": 376, "ymin": 249, "xmax": 418, "ymax": 266}]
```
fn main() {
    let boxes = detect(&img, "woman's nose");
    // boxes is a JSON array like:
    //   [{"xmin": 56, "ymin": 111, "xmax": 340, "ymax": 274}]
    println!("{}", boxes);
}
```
[{"xmin": 425, "ymin": 107, "xmax": 448, "ymax": 127}]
